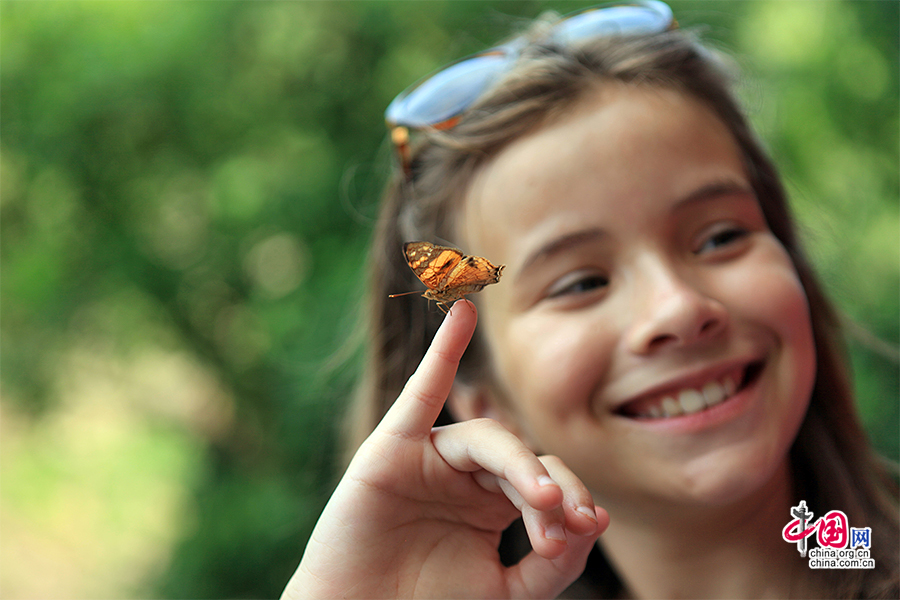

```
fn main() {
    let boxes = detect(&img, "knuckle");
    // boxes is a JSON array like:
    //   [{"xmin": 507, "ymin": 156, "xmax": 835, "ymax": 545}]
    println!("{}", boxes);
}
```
[
  {"xmin": 469, "ymin": 417, "xmax": 507, "ymax": 433},
  {"xmin": 402, "ymin": 380, "xmax": 445, "ymax": 410},
  {"xmin": 510, "ymin": 444, "xmax": 538, "ymax": 464},
  {"xmin": 539, "ymin": 454, "xmax": 564, "ymax": 468}
]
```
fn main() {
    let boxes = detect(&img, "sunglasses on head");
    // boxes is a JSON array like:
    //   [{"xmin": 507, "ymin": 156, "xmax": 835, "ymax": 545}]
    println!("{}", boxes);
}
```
[{"xmin": 385, "ymin": 1, "xmax": 675, "ymax": 174}]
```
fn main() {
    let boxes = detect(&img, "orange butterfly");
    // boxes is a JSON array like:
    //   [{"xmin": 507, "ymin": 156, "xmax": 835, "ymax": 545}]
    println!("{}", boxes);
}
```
[{"xmin": 390, "ymin": 241, "xmax": 505, "ymax": 313}]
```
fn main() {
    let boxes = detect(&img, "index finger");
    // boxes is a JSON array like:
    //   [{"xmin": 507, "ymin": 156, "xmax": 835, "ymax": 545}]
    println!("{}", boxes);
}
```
[{"xmin": 378, "ymin": 300, "xmax": 478, "ymax": 438}]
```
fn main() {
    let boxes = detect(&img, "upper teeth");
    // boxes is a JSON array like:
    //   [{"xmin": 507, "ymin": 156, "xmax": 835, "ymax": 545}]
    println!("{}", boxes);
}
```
[{"xmin": 641, "ymin": 373, "xmax": 739, "ymax": 419}]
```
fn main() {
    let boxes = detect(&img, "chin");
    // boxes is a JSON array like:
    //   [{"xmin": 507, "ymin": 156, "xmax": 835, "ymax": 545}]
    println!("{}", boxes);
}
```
[{"xmin": 665, "ymin": 440, "xmax": 794, "ymax": 508}]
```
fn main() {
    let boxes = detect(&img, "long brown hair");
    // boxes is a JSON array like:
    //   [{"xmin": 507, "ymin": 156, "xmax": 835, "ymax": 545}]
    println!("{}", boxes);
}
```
[{"xmin": 345, "ymin": 21, "xmax": 899, "ymax": 599}]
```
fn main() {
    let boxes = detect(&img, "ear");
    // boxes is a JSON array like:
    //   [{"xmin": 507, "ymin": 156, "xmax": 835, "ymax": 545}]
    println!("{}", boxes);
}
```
[{"xmin": 446, "ymin": 380, "xmax": 528, "ymax": 442}]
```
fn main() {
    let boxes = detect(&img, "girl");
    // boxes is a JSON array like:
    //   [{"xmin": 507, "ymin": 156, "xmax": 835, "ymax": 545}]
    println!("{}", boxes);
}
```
[{"xmin": 283, "ymin": 2, "xmax": 898, "ymax": 597}]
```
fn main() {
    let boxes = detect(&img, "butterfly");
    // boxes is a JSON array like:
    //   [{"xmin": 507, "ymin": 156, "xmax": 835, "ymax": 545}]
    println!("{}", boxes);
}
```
[{"xmin": 389, "ymin": 241, "xmax": 505, "ymax": 313}]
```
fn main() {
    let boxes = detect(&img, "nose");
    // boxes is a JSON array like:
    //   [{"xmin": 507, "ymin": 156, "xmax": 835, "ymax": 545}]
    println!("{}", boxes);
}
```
[{"xmin": 625, "ymin": 257, "xmax": 728, "ymax": 355}]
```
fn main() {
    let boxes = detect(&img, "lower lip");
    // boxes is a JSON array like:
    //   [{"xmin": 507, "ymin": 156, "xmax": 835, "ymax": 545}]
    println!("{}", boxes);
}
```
[{"xmin": 618, "ymin": 369, "xmax": 763, "ymax": 435}]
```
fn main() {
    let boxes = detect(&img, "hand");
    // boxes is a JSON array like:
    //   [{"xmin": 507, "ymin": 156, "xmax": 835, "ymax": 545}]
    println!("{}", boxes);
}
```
[{"xmin": 281, "ymin": 300, "xmax": 609, "ymax": 599}]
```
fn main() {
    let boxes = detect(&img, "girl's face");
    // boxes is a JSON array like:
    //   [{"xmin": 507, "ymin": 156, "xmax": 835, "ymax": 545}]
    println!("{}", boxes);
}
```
[{"xmin": 458, "ymin": 84, "xmax": 816, "ymax": 510}]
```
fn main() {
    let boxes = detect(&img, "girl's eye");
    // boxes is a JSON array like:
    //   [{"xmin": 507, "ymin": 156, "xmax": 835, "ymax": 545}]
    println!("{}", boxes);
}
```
[
  {"xmin": 696, "ymin": 226, "xmax": 749, "ymax": 253},
  {"xmin": 547, "ymin": 273, "xmax": 609, "ymax": 299}
]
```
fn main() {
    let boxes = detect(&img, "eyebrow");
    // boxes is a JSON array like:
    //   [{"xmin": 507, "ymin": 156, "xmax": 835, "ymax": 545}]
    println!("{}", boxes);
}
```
[
  {"xmin": 517, "ymin": 227, "xmax": 607, "ymax": 279},
  {"xmin": 514, "ymin": 180, "xmax": 755, "ymax": 280},
  {"xmin": 674, "ymin": 179, "xmax": 756, "ymax": 209}
]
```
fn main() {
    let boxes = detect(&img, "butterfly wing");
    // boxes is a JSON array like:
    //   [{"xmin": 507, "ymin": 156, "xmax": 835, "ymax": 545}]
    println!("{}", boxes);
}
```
[
  {"xmin": 443, "ymin": 255, "xmax": 504, "ymax": 292},
  {"xmin": 396, "ymin": 241, "xmax": 506, "ymax": 312},
  {"xmin": 403, "ymin": 242, "xmax": 463, "ymax": 291}
]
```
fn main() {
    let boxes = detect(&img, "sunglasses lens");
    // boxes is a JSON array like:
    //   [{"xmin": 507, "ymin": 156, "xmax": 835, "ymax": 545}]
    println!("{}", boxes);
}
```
[
  {"xmin": 554, "ymin": 3, "xmax": 673, "ymax": 42},
  {"xmin": 386, "ymin": 52, "xmax": 511, "ymax": 128},
  {"xmin": 386, "ymin": 1, "xmax": 673, "ymax": 130}
]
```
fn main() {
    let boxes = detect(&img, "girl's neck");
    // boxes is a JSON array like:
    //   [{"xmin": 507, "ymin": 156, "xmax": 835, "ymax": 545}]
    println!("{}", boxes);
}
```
[{"xmin": 596, "ymin": 460, "xmax": 827, "ymax": 599}]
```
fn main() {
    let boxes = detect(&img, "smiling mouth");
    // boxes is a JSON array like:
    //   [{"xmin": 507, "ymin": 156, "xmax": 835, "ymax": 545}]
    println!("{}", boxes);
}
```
[{"xmin": 616, "ymin": 361, "xmax": 764, "ymax": 420}]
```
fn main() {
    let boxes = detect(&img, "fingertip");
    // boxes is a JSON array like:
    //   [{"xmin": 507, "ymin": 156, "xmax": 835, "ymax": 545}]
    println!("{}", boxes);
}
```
[
  {"xmin": 535, "ymin": 533, "xmax": 568, "ymax": 560},
  {"xmin": 522, "ymin": 509, "xmax": 568, "ymax": 560},
  {"xmin": 536, "ymin": 475, "xmax": 557, "ymax": 488},
  {"xmin": 575, "ymin": 505, "xmax": 599, "ymax": 527},
  {"xmin": 529, "ymin": 476, "xmax": 564, "ymax": 511},
  {"xmin": 559, "ymin": 503, "xmax": 610, "ymax": 539},
  {"xmin": 448, "ymin": 299, "xmax": 477, "ymax": 319},
  {"xmin": 594, "ymin": 505, "xmax": 611, "ymax": 534},
  {"xmin": 543, "ymin": 522, "xmax": 567, "ymax": 544},
  {"xmin": 431, "ymin": 301, "xmax": 477, "ymax": 360},
  {"xmin": 576, "ymin": 505, "xmax": 598, "ymax": 521},
  {"xmin": 509, "ymin": 513, "xmax": 602, "ymax": 598},
  {"xmin": 440, "ymin": 299, "xmax": 476, "ymax": 330}
]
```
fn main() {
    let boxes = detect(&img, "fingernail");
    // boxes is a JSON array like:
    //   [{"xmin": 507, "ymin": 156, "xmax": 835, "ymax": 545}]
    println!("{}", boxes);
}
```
[
  {"xmin": 544, "ymin": 523, "xmax": 567, "ymax": 542},
  {"xmin": 576, "ymin": 506, "xmax": 598, "ymax": 522},
  {"xmin": 537, "ymin": 475, "xmax": 557, "ymax": 488}
]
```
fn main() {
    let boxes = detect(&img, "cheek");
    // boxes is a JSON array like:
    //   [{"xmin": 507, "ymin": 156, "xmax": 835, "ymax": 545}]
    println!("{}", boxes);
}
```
[
  {"xmin": 764, "ymin": 275, "xmax": 815, "ymax": 361},
  {"xmin": 726, "ymin": 242, "xmax": 817, "ymax": 399},
  {"xmin": 766, "ymin": 272, "xmax": 817, "ymax": 416},
  {"xmin": 739, "ymin": 245, "xmax": 813, "ymax": 348},
  {"xmin": 493, "ymin": 314, "xmax": 616, "ymax": 422}
]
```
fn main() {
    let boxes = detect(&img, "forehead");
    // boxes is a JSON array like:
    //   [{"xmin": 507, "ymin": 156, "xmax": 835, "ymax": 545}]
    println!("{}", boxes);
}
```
[{"xmin": 459, "ymin": 83, "xmax": 745, "ymax": 255}]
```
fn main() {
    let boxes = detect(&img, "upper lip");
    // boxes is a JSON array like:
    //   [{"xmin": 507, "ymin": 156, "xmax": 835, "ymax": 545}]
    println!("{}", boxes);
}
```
[{"xmin": 609, "ymin": 356, "xmax": 760, "ymax": 414}]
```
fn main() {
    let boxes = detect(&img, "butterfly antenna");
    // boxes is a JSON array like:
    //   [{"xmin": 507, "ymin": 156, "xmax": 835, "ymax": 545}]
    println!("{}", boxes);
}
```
[{"xmin": 388, "ymin": 290, "xmax": 421, "ymax": 298}]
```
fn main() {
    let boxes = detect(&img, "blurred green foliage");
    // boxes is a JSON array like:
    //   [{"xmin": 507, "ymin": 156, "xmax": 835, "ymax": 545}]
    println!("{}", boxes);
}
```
[{"xmin": 1, "ymin": 1, "xmax": 896, "ymax": 598}]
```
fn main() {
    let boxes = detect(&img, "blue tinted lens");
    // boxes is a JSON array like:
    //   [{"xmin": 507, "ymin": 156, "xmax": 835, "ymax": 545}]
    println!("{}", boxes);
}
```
[
  {"xmin": 387, "ymin": 1, "xmax": 673, "ymax": 128},
  {"xmin": 553, "ymin": 2, "xmax": 673, "ymax": 42},
  {"xmin": 386, "ymin": 51, "xmax": 511, "ymax": 128}
]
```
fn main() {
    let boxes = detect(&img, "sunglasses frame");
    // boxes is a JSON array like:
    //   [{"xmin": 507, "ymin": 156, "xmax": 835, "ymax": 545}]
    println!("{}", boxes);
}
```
[{"xmin": 385, "ymin": 1, "xmax": 675, "ymax": 175}]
